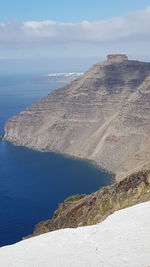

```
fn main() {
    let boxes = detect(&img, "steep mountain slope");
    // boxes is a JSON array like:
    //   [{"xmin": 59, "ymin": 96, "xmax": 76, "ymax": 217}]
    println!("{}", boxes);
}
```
[
  {"xmin": 0, "ymin": 201, "xmax": 150, "ymax": 267},
  {"xmin": 28, "ymin": 169, "xmax": 150, "ymax": 237},
  {"xmin": 4, "ymin": 54, "xmax": 150, "ymax": 180}
]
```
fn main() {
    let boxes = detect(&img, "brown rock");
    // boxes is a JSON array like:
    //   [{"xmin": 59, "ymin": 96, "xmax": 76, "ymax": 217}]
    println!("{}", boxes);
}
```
[
  {"xmin": 27, "ymin": 169, "xmax": 150, "ymax": 238},
  {"xmin": 4, "ymin": 55, "xmax": 150, "ymax": 180},
  {"xmin": 107, "ymin": 54, "xmax": 128, "ymax": 62}
]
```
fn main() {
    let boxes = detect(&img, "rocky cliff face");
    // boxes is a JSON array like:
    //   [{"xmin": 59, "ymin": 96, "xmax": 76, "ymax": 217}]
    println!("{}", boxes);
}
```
[
  {"xmin": 4, "ymin": 54, "xmax": 150, "ymax": 180},
  {"xmin": 28, "ymin": 169, "xmax": 150, "ymax": 238}
]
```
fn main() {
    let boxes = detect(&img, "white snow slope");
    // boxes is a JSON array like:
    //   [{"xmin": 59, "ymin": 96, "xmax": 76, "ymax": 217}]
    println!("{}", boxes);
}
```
[{"xmin": 0, "ymin": 201, "xmax": 150, "ymax": 267}]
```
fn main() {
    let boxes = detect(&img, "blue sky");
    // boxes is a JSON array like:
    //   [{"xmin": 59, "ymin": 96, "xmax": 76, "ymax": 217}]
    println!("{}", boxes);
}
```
[
  {"xmin": 0, "ymin": 0, "xmax": 150, "ymax": 22},
  {"xmin": 0, "ymin": 0, "xmax": 150, "ymax": 73}
]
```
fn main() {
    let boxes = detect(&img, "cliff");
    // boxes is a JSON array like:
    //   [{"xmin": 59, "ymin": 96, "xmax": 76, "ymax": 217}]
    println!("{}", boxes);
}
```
[
  {"xmin": 28, "ymin": 169, "xmax": 150, "ymax": 238},
  {"xmin": 4, "ymin": 54, "xmax": 150, "ymax": 180}
]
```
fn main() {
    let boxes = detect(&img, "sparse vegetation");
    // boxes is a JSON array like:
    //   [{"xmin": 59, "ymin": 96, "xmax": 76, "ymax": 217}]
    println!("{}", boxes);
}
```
[
  {"xmin": 26, "ymin": 169, "xmax": 150, "ymax": 239},
  {"xmin": 64, "ymin": 194, "xmax": 86, "ymax": 203}
]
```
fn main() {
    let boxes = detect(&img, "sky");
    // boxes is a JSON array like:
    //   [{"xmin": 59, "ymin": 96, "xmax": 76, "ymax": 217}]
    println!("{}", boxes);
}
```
[
  {"xmin": 1, "ymin": 0, "xmax": 150, "ymax": 23},
  {"xmin": 0, "ymin": 0, "xmax": 150, "ymax": 73}
]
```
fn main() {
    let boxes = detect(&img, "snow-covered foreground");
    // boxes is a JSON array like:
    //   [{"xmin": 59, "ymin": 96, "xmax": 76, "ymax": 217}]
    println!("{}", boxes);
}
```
[{"xmin": 0, "ymin": 202, "xmax": 150, "ymax": 267}]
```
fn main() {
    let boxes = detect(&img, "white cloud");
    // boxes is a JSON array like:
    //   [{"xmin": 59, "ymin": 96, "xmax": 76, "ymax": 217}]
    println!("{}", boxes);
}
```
[{"xmin": 0, "ymin": 7, "xmax": 150, "ymax": 57}]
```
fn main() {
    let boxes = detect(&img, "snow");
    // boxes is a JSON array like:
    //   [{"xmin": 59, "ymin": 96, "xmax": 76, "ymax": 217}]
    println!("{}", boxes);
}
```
[{"xmin": 0, "ymin": 201, "xmax": 150, "ymax": 267}]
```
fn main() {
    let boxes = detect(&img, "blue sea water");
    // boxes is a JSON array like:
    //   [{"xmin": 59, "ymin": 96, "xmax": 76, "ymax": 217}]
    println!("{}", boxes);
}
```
[{"xmin": 0, "ymin": 74, "xmax": 112, "ymax": 247}]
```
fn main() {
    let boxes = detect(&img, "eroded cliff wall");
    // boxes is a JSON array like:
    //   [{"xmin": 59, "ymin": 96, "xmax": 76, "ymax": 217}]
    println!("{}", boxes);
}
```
[{"xmin": 4, "ymin": 55, "xmax": 150, "ymax": 180}]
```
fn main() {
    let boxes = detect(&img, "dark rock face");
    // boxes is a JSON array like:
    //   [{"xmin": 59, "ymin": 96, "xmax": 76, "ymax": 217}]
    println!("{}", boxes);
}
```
[
  {"xmin": 27, "ymin": 169, "xmax": 150, "ymax": 238},
  {"xmin": 4, "ymin": 55, "xmax": 150, "ymax": 180}
]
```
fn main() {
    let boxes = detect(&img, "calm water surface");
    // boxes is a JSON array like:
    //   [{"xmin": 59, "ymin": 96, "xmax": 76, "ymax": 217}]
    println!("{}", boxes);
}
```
[{"xmin": 0, "ymin": 74, "xmax": 112, "ymax": 247}]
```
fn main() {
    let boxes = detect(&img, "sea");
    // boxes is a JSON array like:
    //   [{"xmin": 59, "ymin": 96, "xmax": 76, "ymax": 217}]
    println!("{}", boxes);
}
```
[{"xmin": 0, "ymin": 74, "xmax": 112, "ymax": 247}]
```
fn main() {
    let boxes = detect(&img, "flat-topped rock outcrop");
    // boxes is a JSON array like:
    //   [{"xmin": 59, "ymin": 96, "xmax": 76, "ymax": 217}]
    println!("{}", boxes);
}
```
[
  {"xmin": 107, "ymin": 54, "xmax": 128, "ymax": 62},
  {"xmin": 4, "ymin": 55, "xmax": 150, "ymax": 180}
]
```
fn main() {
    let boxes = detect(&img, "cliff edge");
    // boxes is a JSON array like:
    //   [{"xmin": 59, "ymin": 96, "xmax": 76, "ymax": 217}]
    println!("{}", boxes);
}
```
[
  {"xmin": 4, "ymin": 54, "xmax": 150, "ymax": 180},
  {"xmin": 27, "ymin": 169, "xmax": 150, "ymax": 238}
]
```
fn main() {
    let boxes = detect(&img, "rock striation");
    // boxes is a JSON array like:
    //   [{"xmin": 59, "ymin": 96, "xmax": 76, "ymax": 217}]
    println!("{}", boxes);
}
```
[
  {"xmin": 4, "ymin": 54, "xmax": 150, "ymax": 180},
  {"xmin": 27, "ymin": 169, "xmax": 150, "ymax": 238}
]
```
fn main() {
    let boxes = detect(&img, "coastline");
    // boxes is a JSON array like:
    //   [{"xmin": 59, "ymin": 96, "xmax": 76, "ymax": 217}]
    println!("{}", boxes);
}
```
[{"xmin": 3, "ymin": 138, "xmax": 115, "ymax": 184}]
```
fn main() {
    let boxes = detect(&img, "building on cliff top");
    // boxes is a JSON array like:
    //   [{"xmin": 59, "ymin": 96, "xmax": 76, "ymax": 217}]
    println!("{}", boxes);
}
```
[{"xmin": 107, "ymin": 54, "xmax": 128, "ymax": 62}]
